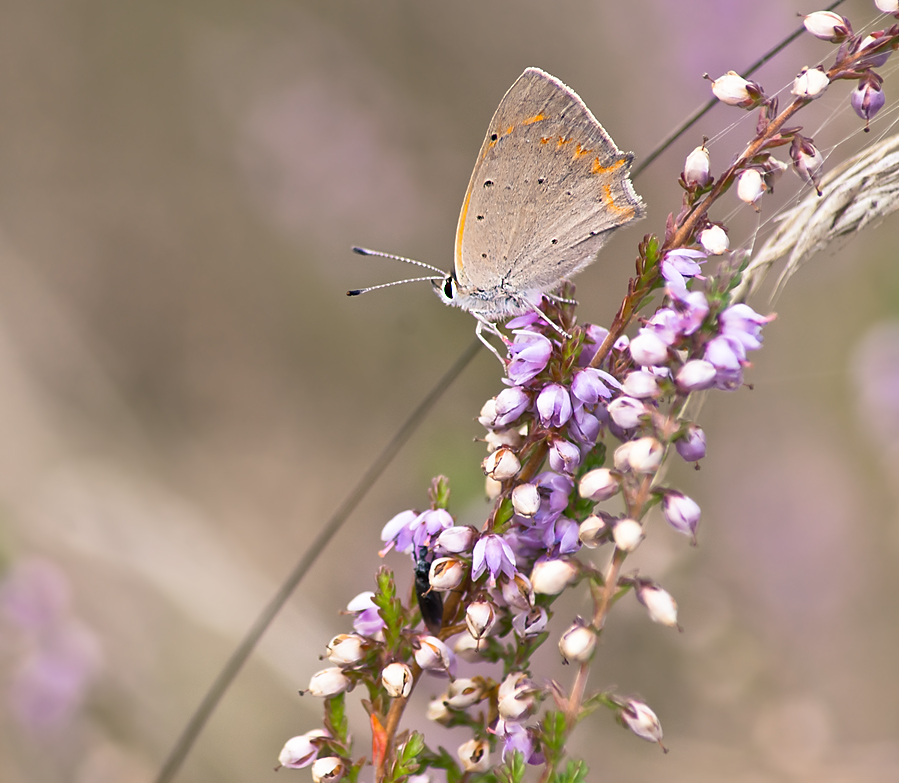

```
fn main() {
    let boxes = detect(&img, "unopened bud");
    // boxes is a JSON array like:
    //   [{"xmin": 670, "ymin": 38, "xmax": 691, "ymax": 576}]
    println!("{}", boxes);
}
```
[
  {"xmin": 627, "ymin": 436, "xmax": 664, "ymax": 474},
  {"xmin": 635, "ymin": 580, "xmax": 681, "ymax": 629},
  {"xmin": 278, "ymin": 730, "xmax": 329, "ymax": 769},
  {"xmin": 612, "ymin": 518, "xmax": 644, "ymax": 552},
  {"xmin": 699, "ymin": 225, "xmax": 729, "ymax": 255},
  {"xmin": 558, "ymin": 619, "xmax": 597, "ymax": 663},
  {"xmin": 465, "ymin": 600, "xmax": 498, "ymax": 642},
  {"xmin": 485, "ymin": 476, "xmax": 502, "ymax": 499},
  {"xmin": 710, "ymin": 71, "xmax": 758, "ymax": 107},
  {"xmin": 413, "ymin": 635, "xmax": 454, "ymax": 674},
  {"xmin": 445, "ymin": 677, "xmax": 486, "ymax": 708},
  {"xmin": 851, "ymin": 72, "xmax": 885, "ymax": 130},
  {"xmin": 578, "ymin": 468, "xmax": 620, "ymax": 502},
  {"xmin": 435, "ymin": 525, "xmax": 478, "ymax": 554},
  {"xmin": 791, "ymin": 66, "xmax": 829, "ymax": 99},
  {"xmin": 876, "ymin": 0, "xmax": 899, "ymax": 12},
  {"xmin": 802, "ymin": 11, "xmax": 850, "ymax": 42},
  {"xmin": 629, "ymin": 330, "xmax": 670, "ymax": 366},
  {"xmin": 512, "ymin": 606, "xmax": 549, "ymax": 637},
  {"xmin": 511, "ymin": 482, "xmax": 541, "ymax": 517},
  {"xmin": 737, "ymin": 168, "xmax": 765, "ymax": 205},
  {"xmin": 608, "ymin": 396, "xmax": 647, "ymax": 429},
  {"xmin": 530, "ymin": 558, "xmax": 578, "ymax": 595},
  {"xmin": 381, "ymin": 662, "xmax": 413, "ymax": 698},
  {"xmin": 429, "ymin": 557, "xmax": 465, "ymax": 591},
  {"xmin": 676, "ymin": 359, "xmax": 717, "ymax": 391},
  {"xmin": 621, "ymin": 370, "xmax": 661, "ymax": 399},
  {"xmin": 326, "ymin": 634, "xmax": 369, "ymax": 666},
  {"xmin": 662, "ymin": 491, "xmax": 701, "ymax": 542},
  {"xmin": 457, "ymin": 738, "xmax": 490, "ymax": 772},
  {"xmin": 683, "ymin": 144, "xmax": 711, "ymax": 187},
  {"xmin": 307, "ymin": 667, "xmax": 350, "ymax": 698},
  {"xmin": 482, "ymin": 447, "xmax": 521, "ymax": 481},
  {"xmin": 311, "ymin": 756, "xmax": 346, "ymax": 783},
  {"xmin": 500, "ymin": 572, "xmax": 535, "ymax": 610},
  {"xmin": 675, "ymin": 423, "xmax": 707, "ymax": 462},
  {"xmin": 619, "ymin": 698, "xmax": 666, "ymax": 749},
  {"xmin": 578, "ymin": 514, "xmax": 609, "ymax": 548}
]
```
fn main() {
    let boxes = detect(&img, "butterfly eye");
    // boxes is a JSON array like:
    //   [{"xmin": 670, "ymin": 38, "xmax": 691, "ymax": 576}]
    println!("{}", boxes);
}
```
[{"xmin": 443, "ymin": 276, "xmax": 456, "ymax": 300}]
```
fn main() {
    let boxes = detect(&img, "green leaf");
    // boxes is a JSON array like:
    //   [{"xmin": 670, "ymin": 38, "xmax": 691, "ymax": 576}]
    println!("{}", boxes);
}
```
[
  {"xmin": 551, "ymin": 758, "xmax": 589, "ymax": 783},
  {"xmin": 496, "ymin": 750, "xmax": 526, "ymax": 783},
  {"xmin": 373, "ymin": 566, "xmax": 406, "ymax": 652}
]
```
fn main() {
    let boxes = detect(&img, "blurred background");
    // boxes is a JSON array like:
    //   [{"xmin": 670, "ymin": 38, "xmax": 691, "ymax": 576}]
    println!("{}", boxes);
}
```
[{"xmin": 0, "ymin": 0, "xmax": 898, "ymax": 781}]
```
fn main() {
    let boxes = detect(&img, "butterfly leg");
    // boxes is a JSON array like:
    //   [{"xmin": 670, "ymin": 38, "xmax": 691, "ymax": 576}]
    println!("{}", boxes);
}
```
[
  {"xmin": 529, "ymin": 304, "xmax": 572, "ymax": 340},
  {"xmin": 475, "ymin": 319, "xmax": 508, "ymax": 364}
]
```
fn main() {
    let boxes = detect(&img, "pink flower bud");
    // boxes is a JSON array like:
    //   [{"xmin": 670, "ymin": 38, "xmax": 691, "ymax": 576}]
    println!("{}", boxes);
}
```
[
  {"xmin": 559, "ymin": 619, "xmax": 597, "ymax": 663},
  {"xmin": 662, "ymin": 491, "xmax": 701, "ymax": 542},
  {"xmin": 619, "ymin": 698, "xmax": 666, "ymax": 748},
  {"xmin": 621, "ymin": 370, "xmax": 661, "ymax": 399},
  {"xmin": 482, "ymin": 447, "xmax": 521, "ymax": 481},
  {"xmin": 530, "ymin": 558, "xmax": 578, "ymax": 595},
  {"xmin": 675, "ymin": 423, "xmax": 707, "ymax": 462},
  {"xmin": 578, "ymin": 468, "xmax": 620, "ymax": 502},
  {"xmin": 791, "ymin": 66, "xmax": 829, "ymax": 98},
  {"xmin": 699, "ymin": 225, "xmax": 729, "ymax": 255},
  {"xmin": 500, "ymin": 572, "xmax": 535, "ymax": 610},
  {"xmin": 676, "ymin": 359, "xmax": 717, "ymax": 391},
  {"xmin": 737, "ymin": 168, "xmax": 765, "ymax": 205},
  {"xmin": 802, "ymin": 11, "xmax": 850, "ymax": 42},
  {"xmin": 381, "ymin": 662, "xmax": 413, "ymax": 698},
  {"xmin": 413, "ymin": 635, "xmax": 455, "ymax": 674},
  {"xmin": 608, "ymin": 396, "xmax": 647, "ymax": 429},
  {"xmin": 435, "ymin": 525, "xmax": 478, "ymax": 554},
  {"xmin": 851, "ymin": 72, "xmax": 885, "ymax": 130},
  {"xmin": 683, "ymin": 144, "xmax": 711, "ymax": 187},
  {"xmin": 629, "ymin": 330, "xmax": 670, "ymax": 366}
]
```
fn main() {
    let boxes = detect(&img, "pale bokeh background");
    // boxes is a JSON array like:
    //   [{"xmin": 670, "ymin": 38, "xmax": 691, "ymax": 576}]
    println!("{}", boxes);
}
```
[{"xmin": 0, "ymin": 1, "xmax": 898, "ymax": 781}]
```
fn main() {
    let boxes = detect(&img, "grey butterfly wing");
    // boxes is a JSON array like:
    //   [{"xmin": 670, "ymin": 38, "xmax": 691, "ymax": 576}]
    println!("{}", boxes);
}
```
[{"xmin": 454, "ymin": 67, "xmax": 645, "ymax": 301}]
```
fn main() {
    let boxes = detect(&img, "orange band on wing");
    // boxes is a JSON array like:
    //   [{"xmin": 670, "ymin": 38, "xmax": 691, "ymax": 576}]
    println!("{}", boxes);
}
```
[
  {"xmin": 522, "ymin": 113, "xmax": 546, "ymax": 125},
  {"xmin": 592, "ymin": 157, "xmax": 625, "ymax": 176},
  {"xmin": 602, "ymin": 183, "xmax": 636, "ymax": 218},
  {"xmin": 455, "ymin": 188, "xmax": 472, "ymax": 273}
]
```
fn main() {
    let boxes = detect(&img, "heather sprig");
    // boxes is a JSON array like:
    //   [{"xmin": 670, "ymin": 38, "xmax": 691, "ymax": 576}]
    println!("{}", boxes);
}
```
[{"xmin": 278, "ymin": 8, "xmax": 898, "ymax": 782}]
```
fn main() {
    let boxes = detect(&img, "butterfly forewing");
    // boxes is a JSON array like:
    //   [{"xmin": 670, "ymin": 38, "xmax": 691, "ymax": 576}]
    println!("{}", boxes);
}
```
[{"xmin": 455, "ymin": 68, "xmax": 645, "ymax": 298}]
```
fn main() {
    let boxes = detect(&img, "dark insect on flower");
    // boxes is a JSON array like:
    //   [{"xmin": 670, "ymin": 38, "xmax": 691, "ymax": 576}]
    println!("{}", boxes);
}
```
[{"xmin": 414, "ymin": 545, "xmax": 444, "ymax": 635}]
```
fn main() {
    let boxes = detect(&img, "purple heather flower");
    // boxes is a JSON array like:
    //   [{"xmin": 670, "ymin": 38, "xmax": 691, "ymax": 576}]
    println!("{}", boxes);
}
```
[
  {"xmin": 675, "ymin": 423, "xmax": 707, "ymax": 462},
  {"xmin": 676, "ymin": 359, "xmax": 717, "ymax": 391},
  {"xmin": 548, "ymin": 438, "xmax": 581, "ymax": 474},
  {"xmin": 579, "ymin": 324, "xmax": 611, "ymax": 366},
  {"xmin": 705, "ymin": 334, "xmax": 744, "ymax": 374},
  {"xmin": 629, "ymin": 329, "xmax": 669, "ymax": 366},
  {"xmin": 512, "ymin": 606, "xmax": 548, "ymax": 638},
  {"xmin": 497, "ymin": 720, "xmax": 543, "ymax": 765},
  {"xmin": 435, "ymin": 525, "xmax": 478, "ymax": 554},
  {"xmin": 472, "ymin": 534, "xmax": 517, "ymax": 585},
  {"xmin": 859, "ymin": 32, "xmax": 893, "ymax": 68},
  {"xmin": 660, "ymin": 248, "xmax": 706, "ymax": 295},
  {"xmin": 536, "ymin": 384, "xmax": 572, "ymax": 427},
  {"xmin": 662, "ymin": 491, "xmax": 701, "ymax": 542},
  {"xmin": 683, "ymin": 144, "xmax": 711, "ymax": 187},
  {"xmin": 380, "ymin": 509, "xmax": 419, "ymax": 554},
  {"xmin": 569, "ymin": 405, "xmax": 601, "ymax": 445},
  {"xmin": 607, "ymin": 396, "xmax": 647, "ymax": 429},
  {"xmin": 347, "ymin": 591, "xmax": 386, "ymax": 636},
  {"xmin": 571, "ymin": 367, "xmax": 618, "ymax": 406},
  {"xmin": 507, "ymin": 330, "xmax": 552, "ymax": 385},
  {"xmin": 541, "ymin": 514, "xmax": 581, "ymax": 555},
  {"xmin": 670, "ymin": 289, "xmax": 709, "ymax": 336},
  {"xmin": 506, "ymin": 312, "xmax": 543, "ymax": 329},
  {"xmin": 493, "ymin": 387, "xmax": 531, "ymax": 426},
  {"xmin": 720, "ymin": 303, "xmax": 772, "ymax": 351},
  {"xmin": 380, "ymin": 508, "xmax": 453, "ymax": 554},
  {"xmin": 621, "ymin": 369, "xmax": 661, "ymax": 399},
  {"xmin": 851, "ymin": 72, "xmax": 885, "ymax": 128}
]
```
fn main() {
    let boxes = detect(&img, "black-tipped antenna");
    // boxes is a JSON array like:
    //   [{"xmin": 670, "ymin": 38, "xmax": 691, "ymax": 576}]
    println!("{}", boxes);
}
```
[
  {"xmin": 352, "ymin": 245, "xmax": 447, "ymax": 276},
  {"xmin": 347, "ymin": 276, "xmax": 444, "ymax": 297}
]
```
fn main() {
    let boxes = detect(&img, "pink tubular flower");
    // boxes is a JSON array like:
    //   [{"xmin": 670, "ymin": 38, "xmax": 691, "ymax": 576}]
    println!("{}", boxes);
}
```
[
  {"xmin": 471, "ymin": 534, "xmax": 517, "ymax": 585},
  {"xmin": 507, "ymin": 330, "xmax": 552, "ymax": 385},
  {"xmin": 536, "ymin": 384, "xmax": 573, "ymax": 427},
  {"xmin": 347, "ymin": 591, "xmax": 386, "ymax": 637},
  {"xmin": 493, "ymin": 387, "xmax": 531, "ymax": 426}
]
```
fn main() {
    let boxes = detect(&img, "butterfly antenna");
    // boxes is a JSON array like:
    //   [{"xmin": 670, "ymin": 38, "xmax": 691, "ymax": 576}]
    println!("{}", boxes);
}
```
[
  {"xmin": 347, "ymin": 276, "xmax": 444, "ymax": 297},
  {"xmin": 352, "ymin": 246, "xmax": 447, "ymax": 276}
]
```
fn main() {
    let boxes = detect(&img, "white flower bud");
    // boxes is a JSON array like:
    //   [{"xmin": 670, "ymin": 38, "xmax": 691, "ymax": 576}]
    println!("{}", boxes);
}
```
[
  {"xmin": 710, "ymin": 71, "xmax": 754, "ymax": 106},
  {"xmin": 683, "ymin": 144, "xmax": 711, "ymax": 187},
  {"xmin": 485, "ymin": 476, "xmax": 502, "ymax": 499},
  {"xmin": 512, "ymin": 606, "xmax": 548, "ymax": 637},
  {"xmin": 278, "ymin": 730, "xmax": 328, "ymax": 769},
  {"xmin": 485, "ymin": 427, "xmax": 524, "ymax": 453},
  {"xmin": 478, "ymin": 398, "xmax": 498, "ymax": 428},
  {"xmin": 414, "ymin": 635, "xmax": 454, "ymax": 674},
  {"xmin": 426, "ymin": 693, "xmax": 451, "ymax": 723},
  {"xmin": 619, "ymin": 699, "xmax": 665, "ymax": 748},
  {"xmin": 428, "ymin": 557, "xmax": 465, "ymax": 591},
  {"xmin": 612, "ymin": 519, "xmax": 644, "ymax": 552},
  {"xmin": 326, "ymin": 634, "xmax": 369, "ymax": 666},
  {"xmin": 737, "ymin": 168, "xmax": 765, "ymax": 205},
  {"xmin": 613, "ymin": 441, "xmax": 634, "ymax": 471},
  {"xmin": 558, "ymin": 620, "xmax": 597, "ymax": 663},
  {"xmin": 578, "ymin": 468, "xmax": 620, "ymax": 502},
  {"xmin": 482, "ymin": 447, "xmax": 520, "ymax": 481},
  {"xmin": 876, "ymin": 0, "xmax": 898, "ymax": 12},
  {"xmin": 497, "ymin": 672, "xmax": 538, "ymax": 721},
  {"xmin": 635, "ymin": 582, "xmax": 680, "ymax": 629},
  {"xmin": 311, "ymin": 756, "xmax": 346, "ymax": 783},
  {"xmin": 500, "ymin": 572, "xmax": 534, "ymax": 610},
  {"xmin": 445, "ymin": 677, "xmax": 485, "ymax": 708},
  {"xmin": 381, "ymin": 662, "xmax": 413, "ymax": 698},
  {"xmin": 530, "ymin": 558, "xmax": 578, "ymax": 595},
  {"xmin": 698, "ymin": 225, "xmax": 729, "ymax": 255},
  {"xmin": 511, "ymin": 482, "xmax": 541, "ymax": 517},
  {"xmin": 454, "ymin": 632, "xmax": 484, "ymax": 662},
  {"xmin": 457, "ymin": 738, "xmax": 490, "ymax": 772},
  {"xmin": 307, "ymin": 667, "xmax": 350, "ymax": 698},
  {"xmin": 676, "ymin": 359, "xmax": 717, "ymax": 391},
  {"xmin": 465, "ymin": 600, "xmax": 498, "ymax": 642},
  {"xmin": 791, "ymin": 66, "xmax": 829, "ymax": 98},
  {"xmin": 608, "ymin": 396, "xmax": 647, "ymax": 429},
  {"xmin": 627, "ymin": 436, "xmax": 664, "ymax": 474},
  {"xmin": 629, "ymin": 330, "xmax": 670, "ymax": 366},
  {"xmin": 578, "ymin": 514, "xmax": 608, "ymax": 548},
  {"xmin": 803, "ymin": 11, "xmax": 850, "ymax": 42},
  {"xmin": 621, "ymin": 370, "xmax": 661, "ymax": 399}
]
